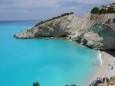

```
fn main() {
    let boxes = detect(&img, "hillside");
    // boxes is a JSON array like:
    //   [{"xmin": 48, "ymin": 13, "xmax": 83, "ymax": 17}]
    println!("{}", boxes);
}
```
[
  {"xmin": 14, "ymin": 3, "xmax": 115, "ymax": 50},
  {"xmin": 91, "ymin": 3, "xmax": 115, "ymax": 14}
]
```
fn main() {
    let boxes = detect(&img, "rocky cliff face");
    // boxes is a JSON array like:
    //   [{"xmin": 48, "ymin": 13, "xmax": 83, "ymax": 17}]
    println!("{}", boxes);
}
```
[
  {"xmin": 14, "ymin": 12, "xmax": 115, "ymax": 50},
  {"xmin": 76, "ymin": 24, "xmax": 115, "ymax": 50},
  {"xmin": 74, "ymin": 13, "xmax": 115, "ymax": 50},
  {"xmin": 14, "ymin": 13, "xmax": 82, "ymax": 38}
]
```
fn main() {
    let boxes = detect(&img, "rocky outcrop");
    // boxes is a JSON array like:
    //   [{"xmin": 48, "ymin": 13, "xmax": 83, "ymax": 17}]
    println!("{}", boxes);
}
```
[
  {"xmin": 89, "ymin": 14, "xmax": 115, "ymax": 28},
  {"xmin": 14, "ymin": 13, "xmax": 83, "ymax": 38},
  {"xmin": 14, "ymin": 4, "xmax": 115, "ymax": 50},
  {"xmin": 76, "ymin": 24, "xmax": 115, "ymax": 50}
]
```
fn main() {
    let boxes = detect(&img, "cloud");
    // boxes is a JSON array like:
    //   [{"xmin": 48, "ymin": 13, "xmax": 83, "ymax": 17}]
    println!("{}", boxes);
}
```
[
  {"xmin": 110, "ymin": 0, "xmax": 115, "ymax": 2},
  {"xmin": 16, "ymin": 0, "xmax": 59, "ymax": 8},
  {"xmin": 58, "ymin": 0, "xmax": 107, "ymax": 5},
  {"xmin": 0, "ymin": 0, "xmax": 60, "ymax": 8},
  {"xmin": 0, "ymin": 0, "xmax": 114, "ymax": 8},
  {"xmin": 0, "ymin": 0, "xmax": 61, "ymax": 13},
  {"xmin": 0, "ymin": 0, "xmax": 114, "ymax": 20},
  {"xmin": 58, "ymin": 1, "xmax": 79, "ymax": 7},
  {"xmin": 0, "ymin": 0, "xmax": 113, "ymax": 9},
  {"xmin": 74, "ymin": 0, "xmax": 106, "ymax": 4}
]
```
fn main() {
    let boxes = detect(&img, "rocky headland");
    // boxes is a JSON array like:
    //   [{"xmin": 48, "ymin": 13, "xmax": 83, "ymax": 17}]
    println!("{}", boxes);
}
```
[{"xmin": 14, "ymin": 3, "xmax": 115, "ymax": 50}]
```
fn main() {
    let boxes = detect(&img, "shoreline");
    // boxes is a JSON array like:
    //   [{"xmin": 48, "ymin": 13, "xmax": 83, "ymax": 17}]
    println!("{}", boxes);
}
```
[
  {"xmin": 87, "ymin": 51, "xmax": 115, "ymax": 86},
  {"xmin": 14, "ymin": 37, "xmax": 114, "ymax": 85}
]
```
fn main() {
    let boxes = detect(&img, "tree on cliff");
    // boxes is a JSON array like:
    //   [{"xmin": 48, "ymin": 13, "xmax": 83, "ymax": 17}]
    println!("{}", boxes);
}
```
[
  {"xmin": 91, "ymin": 7, "xmax": 115, "ymax": 14},
  {"xmin": 91, "ymin": 7, "xmax": 99, "ymax": 14},
  {"xmin": 107, "ymin": 7, "xmax": 115, "ymax": 13},
  {"xmin": 33, "ymin": 81, "xmax": 40, "ymax": 86},
  {"xmin": 99, "ymin": 9, "xmax": 107, "ymax": 14},
  {"xmin": 113, "ymin": 18, "xmax": 115, "ymax": 23}
]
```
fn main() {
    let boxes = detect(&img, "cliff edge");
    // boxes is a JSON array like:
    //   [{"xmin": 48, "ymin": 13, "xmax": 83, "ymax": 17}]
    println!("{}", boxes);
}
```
[
  {"xmin": 14, "ymin": 3, "xmax": 115, "ymax": 50},
  {"xmin": 14, "ymin": 13, "xmax": 82, "ymax": 38}
]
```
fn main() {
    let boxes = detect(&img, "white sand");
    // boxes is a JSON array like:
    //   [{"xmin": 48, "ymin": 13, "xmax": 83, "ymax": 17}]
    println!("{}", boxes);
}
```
[{"xmin": 87, "ymin": 51, "xmax": 115, "ymax": 85}]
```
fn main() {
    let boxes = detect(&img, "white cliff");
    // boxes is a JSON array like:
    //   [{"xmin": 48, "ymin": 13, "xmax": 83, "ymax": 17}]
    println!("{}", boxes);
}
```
[
  {"xmin": 14, "ymin": 13, "xmax": 82, "ymax": 38},
  {"xmin": 14, "ymin": 5, "xmax": 115, "ymax": 50}
]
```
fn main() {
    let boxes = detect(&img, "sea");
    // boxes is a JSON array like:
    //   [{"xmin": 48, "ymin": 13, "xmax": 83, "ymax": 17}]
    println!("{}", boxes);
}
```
[{"xmin": 0, "ymin": 21, "xmax": 100, "ymax": 86}]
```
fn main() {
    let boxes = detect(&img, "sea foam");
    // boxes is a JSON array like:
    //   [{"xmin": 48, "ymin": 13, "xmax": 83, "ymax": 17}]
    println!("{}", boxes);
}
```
[{"xmin": 97, "ymin": 51, "xmax": 103, "ymax": 65}]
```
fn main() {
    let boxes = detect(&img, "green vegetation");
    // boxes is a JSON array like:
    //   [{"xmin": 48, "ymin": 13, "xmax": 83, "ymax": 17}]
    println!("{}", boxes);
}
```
[
  {"xmin": 113, "ymin": 18, "xmax": 115, "ymax": 23},
  {"xmin": 108, "ymin": 76, "xmax": 115, "ymax": 86},
  {"xmin": 32, "ymin": 81, "xmax": 77, "ymax": 86},
  {"xmin": 77, "ymin": 34, "xmax": 84, "ymax": 43},
  {"xmin": 106, "ymin": 18, "xmax": 115, "ymax": 24},
  {"xmin": 91, "ymin": 7, "xmax": 115, "ymax": 14},
  {"xmin": 83, "ymin": 39, "xmax": 88, "ymax": 45},
  {"xmin": 66, "ymin": 84, "xmax": 76, "ymax": 86},
  {"xmin": 99, "ymin": 9, "xmax": 107, "ymax": 14},
  {"xmin": 107, "ymin": 7, "xmax": 115, "ymax": 13},
  {"xmin": 91, "ymin": 7, "xmax": 99, "ymax": 14},
  {"xmin": 35, "ymin": 12, "xmax": 74, "ymax": 26},
  {"xmin": 33, "ymin": 81, "xmax": 40, "ymax": 86},
  {"xmin": 106, "ymin": 19, "xmax": 111, "ymax": 24}
]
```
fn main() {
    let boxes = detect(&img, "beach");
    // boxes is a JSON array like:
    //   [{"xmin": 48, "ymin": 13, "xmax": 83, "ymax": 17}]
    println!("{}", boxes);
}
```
[{"xmin": 87, "ymin": 51, "xmax": 115, "ymax": 85}]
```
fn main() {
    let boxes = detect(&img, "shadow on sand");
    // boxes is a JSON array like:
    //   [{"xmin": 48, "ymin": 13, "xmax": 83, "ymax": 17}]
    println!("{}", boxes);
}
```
[{"xmin": 104, "ymin": 50, "xmax": 115, "ymax": 57}]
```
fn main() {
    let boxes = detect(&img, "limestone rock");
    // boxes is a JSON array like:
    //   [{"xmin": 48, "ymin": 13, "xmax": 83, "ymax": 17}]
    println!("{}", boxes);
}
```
[
  {"xmin": 14, "ymin": 13, "xmax": 82, "ymax": 38},
  {"xmin": 14, "ymin": 12, "xmax": 115, "ymax": 50},
  {"xmin": 77, "ymin": 24, "xmax": 115, "ymax": 50}
]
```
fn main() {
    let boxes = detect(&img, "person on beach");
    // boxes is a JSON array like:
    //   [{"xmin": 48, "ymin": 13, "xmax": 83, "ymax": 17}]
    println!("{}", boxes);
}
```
[
  {"xmin": 108, "ymin": 64, "xmax": 114, "ymax": 70},
  {"xmin": 106, "ymin": 77, "xmax": 109, "ymax": 83},
  {"xmin": 92, "ymin": 64, "xmax": 93, "ymax": 66},
  {"xmin": 111, "ymin": 66, "xmax": 113, "ymax": 70},
  {"xmin": 103, "ymin": 77, "xmax": 105, "ymax": 83},
  {"xmin": 92, "ymin": 63, "xmax": 96, "ymax": 66},
  {"xmin": 108, "ymin": 64, "xmax": 111, "ymax": 66}
]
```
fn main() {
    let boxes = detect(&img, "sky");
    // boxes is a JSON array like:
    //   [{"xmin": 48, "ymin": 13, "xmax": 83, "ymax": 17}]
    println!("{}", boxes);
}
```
[{"xmin": 0, "ymin": 0, "xmax": 114, "ymax": 21}]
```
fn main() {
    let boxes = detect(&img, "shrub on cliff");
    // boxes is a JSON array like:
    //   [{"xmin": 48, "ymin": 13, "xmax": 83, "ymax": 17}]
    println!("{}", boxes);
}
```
[
  {"xmin": 91, "ymin": 7, "xmax": 115, "ymax": 14},
  {"xmin": 83, "ymin": 39, "xmax": 88, "ymax": 45},
  {"xmin": 77, "ymin": 34, "xmax": 84, "ymax": 43},
  {"xmin": 66, "ymin": 84, "xmax": 76, "ymax": 86},
  {"xmin": 99, "ymin": 9, "xmax": 107, "ymax": 14},
  {"xmin": 34, "ymin": 12, "xmax": 74, "ymax": 26},
  {"xmin": 33, "ymin": 81, "xmax": 40, "ymax": 86},
  {"xmin": 107, "ymin": 7, "xmax": 115, "ymax": 13},
  {"xmin": 113, "ymin": 18, "xmax": 115, "ymax": 23},
  {"xmin": 106, "ymin": 19, "xmax": 111, "ymax": 24},
  {"xmin": 91, "ymin": 7, "xmax": 99, "ymax": 14}
]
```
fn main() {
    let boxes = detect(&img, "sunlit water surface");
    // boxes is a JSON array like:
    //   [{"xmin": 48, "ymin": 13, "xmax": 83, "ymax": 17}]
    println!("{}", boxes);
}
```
[{"xmin": 0, "ymin": 21, "xmax": 100, "ymax": 86}]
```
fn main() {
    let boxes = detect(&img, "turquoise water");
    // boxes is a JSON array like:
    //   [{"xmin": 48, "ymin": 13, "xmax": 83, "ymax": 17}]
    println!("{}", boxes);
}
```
[{"xmin": 0, "ymin": 21, "xmax": 100, "ymax": 86}]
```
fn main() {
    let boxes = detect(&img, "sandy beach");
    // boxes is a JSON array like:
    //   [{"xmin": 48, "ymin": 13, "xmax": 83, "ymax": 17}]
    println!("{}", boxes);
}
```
[{"xmin": 87, "ymin": 51, "xmax": 115, "ymax": 85}]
